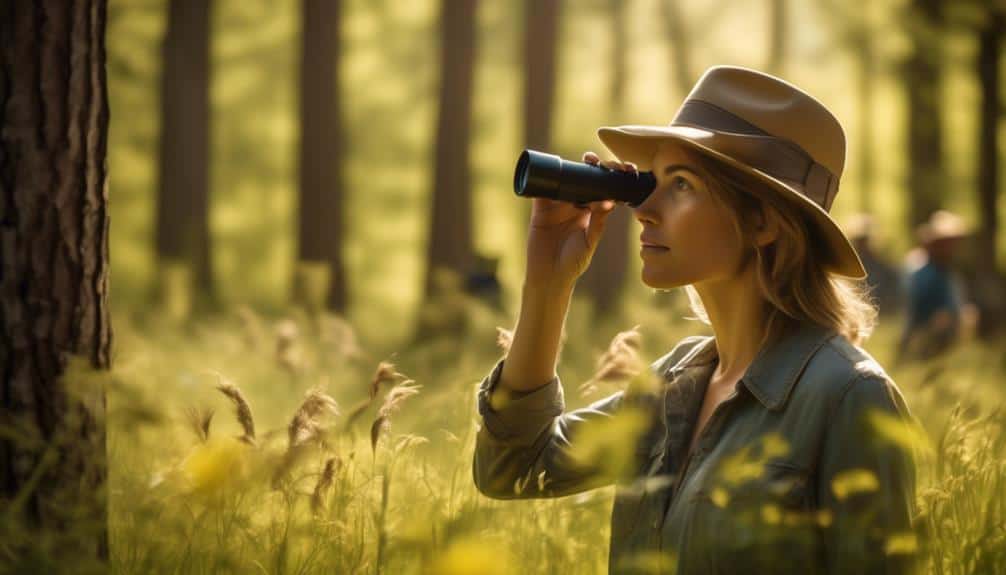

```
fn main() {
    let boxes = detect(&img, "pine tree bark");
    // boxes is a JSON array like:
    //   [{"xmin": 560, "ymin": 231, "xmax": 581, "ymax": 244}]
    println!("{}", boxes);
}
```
[
  {"xmin": 424, "ymin": 0, "xmax": 477, "ymax": 302},
  {"xmin": 155, "ymin": 0, "xmax": 213, "ymax": 309},
  {"xmin": 903, "ymin": 0, "xmax": 945, "ymax": 231},
  {"xmin": 580, "ymin": 0, "xmax": 631, "ymax": 319},
  {"xmin": 0, "ymin": 0, "xmax": 112, "ymax": 567},
  {"xmin": 519, "ymin": 0, "xmax": 560, "ymax": 231},
  {"xmin": 660, "ymin": 0, "xmax": 694, "ymax": 98},
  {"xmin": 297, "ymin": 0, "xmax": 348, "ymax": 313},
  {"xmin": 854, "ymin": 33, "xmax": 875, "ymax": 213},
  {"xmin": 975, "ymin": 11, "xmax": 1005, "ymax": 336}
]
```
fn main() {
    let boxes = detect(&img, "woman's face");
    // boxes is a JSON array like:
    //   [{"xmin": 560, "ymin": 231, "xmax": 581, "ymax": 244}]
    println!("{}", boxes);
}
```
[{"xmin": 633, "ymin": 141, "xmax": 749, "ymax": 289}]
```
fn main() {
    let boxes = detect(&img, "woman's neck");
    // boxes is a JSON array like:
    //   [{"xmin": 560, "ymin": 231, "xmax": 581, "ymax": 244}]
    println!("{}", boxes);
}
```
[{"xmin": 693, "ymin": 265, "xmax": 770, "ymax": 382}]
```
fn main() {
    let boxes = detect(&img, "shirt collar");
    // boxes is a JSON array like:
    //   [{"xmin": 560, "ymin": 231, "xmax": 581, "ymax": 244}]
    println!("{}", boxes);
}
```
[{"xmin": 673, "ymin": 321, "xmax": 837, "ymax": 411}]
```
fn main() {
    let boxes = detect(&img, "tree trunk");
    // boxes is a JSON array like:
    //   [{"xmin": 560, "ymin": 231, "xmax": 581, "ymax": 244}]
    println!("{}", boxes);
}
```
[
  {"xmin": 766, "ymin": 0, "xmax": 788, "ymax": 75},
  {"xmin": 975, "ymin": 11, "xmax": 1005, "ymax": 336},
  {"xmin": 520, "ymin": 0, "xmax": 560, "ymax": 231},
  {"xmin": 296, "ymin": 0, "xmax": 348, "ymax": 313},
  {"xmin": 854, "ymin": 31, "xmax": 875, "ymax": 213},
  {"xmin": 660, "ymin": 0, "xmax": 695, "ymax": 97},
  {"xmin": 155, "ymin": 0, "xmax": 213, "ymax": 312},
  {"xmin": 580, "ymin": 0, "xmax": 632, "ymax": 319},
  {"xmin": 0, "ymin": 0, "xmax": 112, "ymax": 569},
  {"xmin": 423, "ymin": 0, "xmax": 477, "ymax": 303},
  {"xmin": 903, "ymin": 0, "xmax": 945, "ymax": 231}
]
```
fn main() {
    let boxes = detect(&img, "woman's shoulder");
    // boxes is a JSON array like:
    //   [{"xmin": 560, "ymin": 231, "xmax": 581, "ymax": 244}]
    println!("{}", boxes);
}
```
[
  {"xmin": 648, "ymin": 333, "xmax": 715, "ymax": 378},
  {"xmin": 812, "ymin": 333, "xmax": 890, "ymax": 384},
  {"xmin": 803, "ymin": 332, "xmax": 910, "ymax": 415}
]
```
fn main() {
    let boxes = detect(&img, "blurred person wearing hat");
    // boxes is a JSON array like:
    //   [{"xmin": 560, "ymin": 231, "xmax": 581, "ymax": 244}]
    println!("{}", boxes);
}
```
[
  {"xmin": 897, "ymin": 210, "xmax": 977, "ymax": 362},
  {"xmin": 473, "ymin": 66, "xmax": 917, "ymax": 574},
  {"xmin": 844, "ymin": 213, "xmax": 903, "ymax": 316}
]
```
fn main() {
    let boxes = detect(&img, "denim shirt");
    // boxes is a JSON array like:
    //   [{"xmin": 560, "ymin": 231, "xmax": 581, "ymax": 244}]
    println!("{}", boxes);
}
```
[{"xmin": 472, "ymin": 322, "xmax": 918, "ymax": 574}]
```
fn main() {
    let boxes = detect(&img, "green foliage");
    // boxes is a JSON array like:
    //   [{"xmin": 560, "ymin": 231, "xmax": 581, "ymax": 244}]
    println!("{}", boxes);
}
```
[
  {"xmin": 86, "ymin": 0, "xmax": 1006, "ymax": 572},
  {"xmin": 63, "ymin": 300, "xmax": 1003, "ymax": 574},
  {"xmin": 106, "ymin": 0, "xmax": 1006, "ymax": 346}
]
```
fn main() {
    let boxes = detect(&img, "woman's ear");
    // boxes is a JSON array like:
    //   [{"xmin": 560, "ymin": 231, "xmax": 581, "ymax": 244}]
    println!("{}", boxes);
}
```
[{"xmin": 753, "ymin": 205, "xmax": 780, "ymax": 248}]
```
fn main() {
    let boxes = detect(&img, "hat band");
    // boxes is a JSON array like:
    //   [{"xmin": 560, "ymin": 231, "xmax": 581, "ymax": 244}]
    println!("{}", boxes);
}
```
[{"xmin": 670, "ymin": 99, "xmax": 839, "ymax": 212}]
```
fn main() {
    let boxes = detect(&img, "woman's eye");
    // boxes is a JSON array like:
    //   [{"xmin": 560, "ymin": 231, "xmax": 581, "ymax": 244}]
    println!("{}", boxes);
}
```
[{"xmin": 672, "ymin": 175, "xmax": 692, "ymax": 191}]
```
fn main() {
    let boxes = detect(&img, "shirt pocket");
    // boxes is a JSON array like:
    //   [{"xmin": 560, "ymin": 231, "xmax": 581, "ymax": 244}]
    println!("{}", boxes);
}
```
[{"xmin": 689, "ymin": 461, "xmax": 820, "ymax": 574}]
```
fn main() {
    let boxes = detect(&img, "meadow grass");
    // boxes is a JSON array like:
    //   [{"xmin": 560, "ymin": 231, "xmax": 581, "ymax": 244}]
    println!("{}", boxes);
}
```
[{"xmin": 86, "ymin": 291, "xmax": 1006, "ymax": 574}]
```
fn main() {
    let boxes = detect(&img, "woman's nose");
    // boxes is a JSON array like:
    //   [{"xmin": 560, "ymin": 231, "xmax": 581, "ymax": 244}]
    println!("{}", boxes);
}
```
[{"xmin": 633, "ymin": 191, "xmax": 660, "ymax": 225}]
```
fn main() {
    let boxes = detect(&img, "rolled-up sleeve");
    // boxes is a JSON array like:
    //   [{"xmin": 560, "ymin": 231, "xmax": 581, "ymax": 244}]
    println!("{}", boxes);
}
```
[
  {"xmin": 472, "ymin": 357, "xmax": 634, "ymax": 499},
  {"xmin": 816, "ymin": 373, "xmax": 920, "ymax": 574}
]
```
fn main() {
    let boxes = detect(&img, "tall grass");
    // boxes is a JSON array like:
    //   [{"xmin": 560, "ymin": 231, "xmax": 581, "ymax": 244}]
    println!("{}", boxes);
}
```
[{"xmin": 38, "ymin": 294, "xmax": 1002, "ymax": 574}]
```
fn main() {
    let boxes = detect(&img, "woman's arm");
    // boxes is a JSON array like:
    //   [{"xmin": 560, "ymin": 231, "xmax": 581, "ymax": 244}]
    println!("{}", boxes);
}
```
[
  {"xmin": 472, "ymin": 357, "xmax": 644, "ymax": 499},
  {"xmin": 472, "ymin": 151, "xmax": 647, "ymax": 498},
  {"xmin": 472, "ymin": 307, "xmax": 704, "ymax": 499},
  {"xmin": 473, "ymin": 279, "xmax": 635, "ymax": 499}
]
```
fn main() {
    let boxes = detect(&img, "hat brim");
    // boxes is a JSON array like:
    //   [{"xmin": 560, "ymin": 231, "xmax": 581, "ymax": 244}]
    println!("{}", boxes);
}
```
[{"xmin": 597, "ymin": 125, "xmax": 867, "ymax": 280}]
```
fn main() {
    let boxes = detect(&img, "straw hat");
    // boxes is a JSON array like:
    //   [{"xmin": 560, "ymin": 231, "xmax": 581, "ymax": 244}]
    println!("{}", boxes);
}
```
[
  {"xmin": 597, "ymin": 65, "xmax": 866, "ymax": 279},
  {"xmin": 916, "ymin": 210, "xmax": 969, "ymax": 245}
]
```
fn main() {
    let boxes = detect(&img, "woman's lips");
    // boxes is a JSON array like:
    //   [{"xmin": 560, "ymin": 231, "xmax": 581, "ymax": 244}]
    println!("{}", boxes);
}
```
[
  {"xmin": 640, "ymin": 244, "xmax": 669, "ymax": 255},
  {"xmin": 639, "ymin": 235, "xmax": 669, "ymax": 254}
]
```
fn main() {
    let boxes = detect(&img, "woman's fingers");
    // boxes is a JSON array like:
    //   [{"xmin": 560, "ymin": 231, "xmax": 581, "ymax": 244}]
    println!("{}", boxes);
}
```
[
  {"xmin": 599, "ymin": 160, "xmax": 637, "ymax": 173},
  {"xmin": 582, "ymin": 151, "xmax": 637, "ymax": 174},
  {"xmin": 590, "ymin": 199, "xmax": 616, "ymax": 213}
]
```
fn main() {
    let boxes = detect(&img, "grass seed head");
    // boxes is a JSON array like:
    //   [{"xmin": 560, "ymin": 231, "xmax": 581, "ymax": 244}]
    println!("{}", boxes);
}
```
[
  {"xmin": 288, "ymin": 387, "xmax": 340, "ymax": 448},
  {"xmin": 370, "ymin": 380, "xmax": 422, "ymax": 455},
  {"xmin": 212, "ymin": 373, "xmax": 256, "ymax": 445},
  {"xmin": 579, "ymin": 325, "xmax": 644, "ymax": 397},
  {"xmin": 495, "ymin": 326, "xmax": 513, "ymax": 354},
  {"xmin": 182, "ymin": 405, "xmax": 215, "ymax": 443},
  {"xmin": 311, "ymin": 456, "xmax": 340, "ymax": 512},
  {"xmin": 371, "ymin": 360, "xmax": 409, "ymax": 400}
]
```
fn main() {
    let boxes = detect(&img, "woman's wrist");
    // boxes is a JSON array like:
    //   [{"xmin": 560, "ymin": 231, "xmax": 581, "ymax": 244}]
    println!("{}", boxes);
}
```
[{"xmin": 498, "ymin": 280, "xmax": 575, "ymax": 392}]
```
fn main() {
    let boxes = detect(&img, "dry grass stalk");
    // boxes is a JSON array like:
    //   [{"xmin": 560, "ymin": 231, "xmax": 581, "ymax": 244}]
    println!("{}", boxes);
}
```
[
  {"xmin": 275, "ymin": 318, "xmax": 304, "ymax": 374},
  {"xmin": 212, "ymin": 374, "xmax": 256, "ymax": 445},
  {"xmin": 393, "ymin": 434, "xmax": 429, "ymax": 454},
  {"xmin": 496, "ymin": 326, "xmax": 514, "ymax": 354},
  {"xmin": 182, "ymin": 406, "xmax": 215, "ymax": 443},
  {"xmin": 578, "ymin": 325, "xmax": 644, "ymax": 398},
  {"xmin": 370, "ymin": 360, "xmax": 409, "ymax": 400},
  {"xmin": 288, "ymin": 387, "xmax": 340, "ymax": 448},
  {"xmin": 342, "ymin": 398, "xmax": 372, "ymax": 431},
  {"xmin": 342, "ymin": 360, "xmax": 412, "ymax": 433},
  {"xmin": 311, "ymin": 456, "xmax": 342, "ymax": 512},
  {"xmin": 321, "ymin": 314, "xmax": 363, "ymax": 361},
  {"xmin": 370, "ymin": 380, "xmax": 422, "ymax": 455},
  {"xmin": 236, "ymin": 305, "xmax": 265, "ymax": 350},
  {"xmin": 274, "ymin": 387, "xmax": 340, "ymax": 487}
]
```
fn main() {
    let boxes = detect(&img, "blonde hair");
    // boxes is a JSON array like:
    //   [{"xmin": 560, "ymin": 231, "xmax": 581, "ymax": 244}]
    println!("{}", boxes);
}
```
[{"xmin": 680, "ymin": 150, "xmax": 877, "ymax": 347}]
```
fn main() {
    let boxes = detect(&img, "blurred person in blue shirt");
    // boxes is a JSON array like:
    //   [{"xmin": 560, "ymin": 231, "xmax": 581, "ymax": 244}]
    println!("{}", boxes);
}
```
[{"xmin": 898, "ymin": 210, "xmax": 975, "ymax": 362}]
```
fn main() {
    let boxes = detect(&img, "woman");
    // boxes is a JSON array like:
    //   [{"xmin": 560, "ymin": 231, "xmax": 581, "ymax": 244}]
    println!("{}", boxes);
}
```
[{"xmin": 472, "ymin": 66, "xmax": 918, "ymax": 574}]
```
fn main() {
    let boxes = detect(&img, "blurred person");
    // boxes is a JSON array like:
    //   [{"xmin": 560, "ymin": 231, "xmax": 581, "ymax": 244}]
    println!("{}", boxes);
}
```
[
  {"xmin": 844, "ymin": 213, "xmax": 903, "ymax": 316},
  {"xmin": 897, "ymin": 210, "xmax": 977, "ymax": 362},
  {"xmin": 473, "ymin": 66, "xmax": 917, "ymax": 574}
]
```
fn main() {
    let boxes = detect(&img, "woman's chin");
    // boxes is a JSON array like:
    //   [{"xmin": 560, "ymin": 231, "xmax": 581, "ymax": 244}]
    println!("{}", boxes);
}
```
[{"xmin": 641, "ymin": 270, "xmax": 685, "ymax": 290}]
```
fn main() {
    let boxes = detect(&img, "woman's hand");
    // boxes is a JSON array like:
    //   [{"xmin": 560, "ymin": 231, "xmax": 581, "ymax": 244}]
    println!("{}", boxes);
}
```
[{"xmin": 524, "ymin": 151, "xmax": 637, "ymax": 289}]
